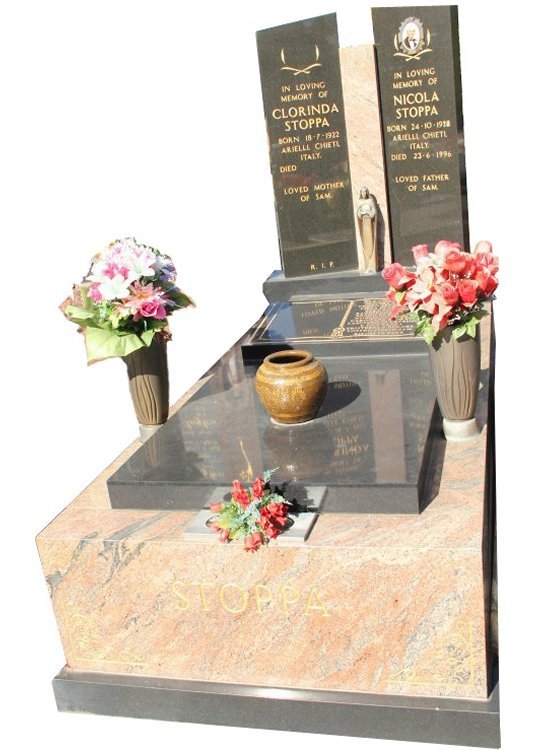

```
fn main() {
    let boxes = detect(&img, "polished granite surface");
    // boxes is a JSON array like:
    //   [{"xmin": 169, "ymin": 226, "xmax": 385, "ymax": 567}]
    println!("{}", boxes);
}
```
[{"xmin": 108, "ymin": 338, "xmax": 439, "ymax": 513}]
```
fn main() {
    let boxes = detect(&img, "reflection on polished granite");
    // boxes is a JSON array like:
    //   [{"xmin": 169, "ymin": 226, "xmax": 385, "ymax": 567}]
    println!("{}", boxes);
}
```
[{"xmin": 108, "ymin": 342, "xmax": 439, "ymax": 513}]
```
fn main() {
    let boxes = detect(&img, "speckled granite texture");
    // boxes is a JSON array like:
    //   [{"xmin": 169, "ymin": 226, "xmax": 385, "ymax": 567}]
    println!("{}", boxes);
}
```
[{"xmin": 37, "ymin": 317, "xmax": 494, "ymax": 700}]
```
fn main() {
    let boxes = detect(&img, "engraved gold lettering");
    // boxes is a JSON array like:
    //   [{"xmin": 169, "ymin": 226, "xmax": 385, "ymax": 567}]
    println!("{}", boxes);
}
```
[
  {"xmin": 172, "ymin": 581, "xmax": 190, "ymax": 611},
  {"xmin": 304, "ymin": 586, "xmax": 331, "ymax": 617},
  {"xmin": 194, "ymin": 582, "xmax": 214, "ymax": 611},
  {"xmin": 280, "ymin": 585, "xmax": 299, "ymax": 612},
  {"xmin": 219, "ymin": 583, "xmax": 248, "ymax": 613}
]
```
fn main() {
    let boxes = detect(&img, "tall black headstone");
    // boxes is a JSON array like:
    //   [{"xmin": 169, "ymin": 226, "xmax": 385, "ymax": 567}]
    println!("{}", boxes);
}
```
[
  {"xmin": 372, "ymin": 5, "xmax": 469, "ymax": 263},
  {"xmin": 256, "ymin": 13, "xmax": 358, "ymax": 278}
]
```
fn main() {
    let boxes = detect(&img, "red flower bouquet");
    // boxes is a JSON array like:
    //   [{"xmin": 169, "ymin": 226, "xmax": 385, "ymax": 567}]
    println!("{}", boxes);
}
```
[
  {"xmin": 382, "ymin": 240, "xmax": 499, "ymax": 344},
  {"xmin": 208, "ymin": 471, "xmax": 291, "ymax": 552}
]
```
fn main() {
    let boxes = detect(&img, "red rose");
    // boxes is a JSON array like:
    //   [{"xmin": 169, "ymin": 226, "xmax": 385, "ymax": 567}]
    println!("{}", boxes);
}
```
[
  {"xmin": 263, "ymin": 522, "xmax": 280, "ymax": 539},
  {"xmin": 458, "ymin": 279, "xmax": 479, "ymax": 306},
  {"xmin": 252, "ymin": 477, "xmax": 265, "ymax": 499},
  {"xmin": 435, "ymin": 281, "xmax": 459, "ymax": 307},
  {"xmin": 209, "ymin": 502, "xmax": 223, "ymax": 513},
  {"xmin": 244, "ymin": 532, "xmax": 263, "ymax": 553},
  {"xmin": 231, "ymin": 480, "xmax": 250, "ymax": 508}
]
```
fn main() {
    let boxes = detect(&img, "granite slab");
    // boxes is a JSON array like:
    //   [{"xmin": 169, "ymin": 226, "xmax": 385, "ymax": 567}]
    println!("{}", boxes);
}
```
[
  {"xmin": 36, "ymin": 315, "xmax": 495, "ymax": 702},
  {"xmin": 106, "ymin": 338, "xmax": 440, "ymax": 513}
]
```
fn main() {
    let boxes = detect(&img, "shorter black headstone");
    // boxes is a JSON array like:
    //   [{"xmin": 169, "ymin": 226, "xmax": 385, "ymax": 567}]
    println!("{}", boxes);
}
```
[{"xmin": 372, "ymin": 5, "xmax": 469, "ymax": 262}]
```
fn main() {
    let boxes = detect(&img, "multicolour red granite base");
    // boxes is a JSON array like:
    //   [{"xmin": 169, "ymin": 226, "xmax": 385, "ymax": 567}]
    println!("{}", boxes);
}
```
[{"xmin": 37, "ymin": 317, "xmax": 495, "ymax": 703}]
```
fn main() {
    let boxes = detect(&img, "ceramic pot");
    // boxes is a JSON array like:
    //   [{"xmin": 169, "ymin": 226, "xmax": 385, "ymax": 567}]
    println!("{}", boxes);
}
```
[
  {"xmin": 255, "ymin": 350, "xmax": 328, "ymax": 424},
  {"xmin": 123, "ymin": 334, "xmax": 169, "ymax": 441},
  {"xmin": 428, "ymin": 327, "xmax": 480, "ymax": 441}
]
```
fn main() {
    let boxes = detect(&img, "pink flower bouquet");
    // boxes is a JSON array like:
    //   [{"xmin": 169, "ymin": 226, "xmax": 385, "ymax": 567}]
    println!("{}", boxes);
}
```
[
  {"xmin": 382, "ymin": 240, "xmax": 499, "ymax": 344},
  {"xmin": 64, "ymin": 237, "xmax": 193, "ymax": 362}
]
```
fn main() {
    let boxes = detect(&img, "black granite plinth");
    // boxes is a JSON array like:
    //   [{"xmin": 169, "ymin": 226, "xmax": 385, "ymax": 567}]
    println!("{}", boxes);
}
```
[
  {"xmin": 263, "ymin": 268, "xmax": 388, "ymax": 303},
  {"xmin": 52, "ymin": 669, "xmax": 500, "ymax": 748},
  {"xmin": 107, "ymin": 327, "xmax": 441, "ymax": 513}
]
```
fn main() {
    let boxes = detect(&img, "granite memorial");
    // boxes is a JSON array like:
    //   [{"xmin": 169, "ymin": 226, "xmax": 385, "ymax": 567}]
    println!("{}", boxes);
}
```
[
  {"xmin": 372, "ymin": 5, "xmax": 469, "ymax": 262},
  {"xmin": 37, "ymin": 7, "xmax": 499, "ymax": 748}
]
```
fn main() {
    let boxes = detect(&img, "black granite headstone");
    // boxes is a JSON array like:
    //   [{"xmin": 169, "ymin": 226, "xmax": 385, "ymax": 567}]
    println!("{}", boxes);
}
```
[
  {"xmin": 256, "ymin": 14, "xmax": 358, "ymax": 278},
  {"xmin": 372, "ymin": 5, "xmax": 469, "ymax": 263}
]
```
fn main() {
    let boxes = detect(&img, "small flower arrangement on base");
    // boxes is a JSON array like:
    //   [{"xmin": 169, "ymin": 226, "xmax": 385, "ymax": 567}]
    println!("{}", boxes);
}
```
[
  {"xmin": 382, "ymin": 240, "xmax": 498, "ymax": 344},
  {"xmin": 208, "ymin": 471, "xmax": 292, "ymax": 552},
  {"xmin": 63, "ymin": 236, "xmax": 193, "ymax": 363}
]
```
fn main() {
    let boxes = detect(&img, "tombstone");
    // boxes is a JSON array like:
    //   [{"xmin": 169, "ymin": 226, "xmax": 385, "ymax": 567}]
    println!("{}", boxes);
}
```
[{"xmin": 39, "ymin": 8, "xmax": 499, "ymax": 748}]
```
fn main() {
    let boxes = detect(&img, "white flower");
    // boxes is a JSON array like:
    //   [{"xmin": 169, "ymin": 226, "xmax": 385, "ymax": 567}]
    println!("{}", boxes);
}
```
[
  {"xmin": 98, "ymin": 274, "xmax": 132, "ymax": 301},
  {"xmin": 123, "ymin": 246, "xmax": 156, "ymax": 279}
]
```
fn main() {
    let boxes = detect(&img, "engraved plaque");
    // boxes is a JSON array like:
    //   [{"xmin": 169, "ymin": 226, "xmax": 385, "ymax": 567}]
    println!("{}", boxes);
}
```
[
  {"xmin": 372, "ymin": 5, "xmax": 469, "ymax": 263},
  {"xmin": 256, "ymin": 14, "xmax": 358, "ymax": 278},
  {"xmin": 249, "ymin": 298, "xmax": 416, "ymax": 345}
]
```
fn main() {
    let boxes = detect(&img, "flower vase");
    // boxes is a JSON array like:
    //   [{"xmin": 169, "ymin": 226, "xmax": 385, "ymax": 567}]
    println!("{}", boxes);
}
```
[
  {"xmin": 428, "ymin": 327, "xmax": 480, "ymax": 442},
  {"xmin": 123, "ymin": 334, "xmax": 169, "ymax": 442}
]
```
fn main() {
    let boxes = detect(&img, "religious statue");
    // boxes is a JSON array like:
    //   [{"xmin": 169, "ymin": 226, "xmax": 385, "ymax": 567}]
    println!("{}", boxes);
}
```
[{"xmin": 356, "ymin": 186, "xmax": 378, "ymax": 273}]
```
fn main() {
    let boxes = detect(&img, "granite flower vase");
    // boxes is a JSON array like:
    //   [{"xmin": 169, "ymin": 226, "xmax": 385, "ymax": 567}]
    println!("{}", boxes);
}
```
[
  {"xmin": 123, "ymin": 334, "xmax": 169, "ymax": 442},
  {"xmin": 255, "ymin": 350, "xmax": 328, "ymax": 425},
  {"xmin": 428, "ymin": 327, "xmax": 480, "ymax": 442}
]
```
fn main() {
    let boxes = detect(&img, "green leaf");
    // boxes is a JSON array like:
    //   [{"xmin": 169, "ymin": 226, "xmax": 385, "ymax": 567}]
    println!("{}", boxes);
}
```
[
  {"xmin": 84, "ymin": 327, "xmax": 157, "ymax": 363},
  {"xmin": 452, "ymin": 323, "xmax": 468, "ymax": 340},
  {"xmin": 466, "ymin": 318, "xmax": 479, "ymax": 338},
  {"xmin": 169, "ymin": 289, "xmax": 194, "ymax": 309},
  {"xmin": 65, "ymin": 304, "xmax": 98, "ymax": 323}
]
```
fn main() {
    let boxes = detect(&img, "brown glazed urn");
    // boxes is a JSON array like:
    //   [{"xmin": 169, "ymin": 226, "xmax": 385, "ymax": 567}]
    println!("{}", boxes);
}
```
[
  {"xmin": 428, "ymin": 327, "xmax": 480, "ymax": 441},
  {"xmin": 122, "ymin": 334, "xmax": 169, "ymax": 440},
  {"xmin": 255, "ymin": 350, "xmax": 328, "ymax": 424}
]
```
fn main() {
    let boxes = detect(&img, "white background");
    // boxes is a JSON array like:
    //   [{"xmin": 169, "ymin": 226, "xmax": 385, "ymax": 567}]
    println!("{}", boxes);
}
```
[{"xmin": 1, "ymin": 0, "xmax": 537, "ymax": 748}]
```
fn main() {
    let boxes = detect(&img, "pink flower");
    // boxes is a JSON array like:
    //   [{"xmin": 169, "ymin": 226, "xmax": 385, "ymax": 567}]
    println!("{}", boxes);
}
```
[
  {"xmin": 136, "ymin": 299, "xmax": 167, "ymax": 320},
  {"xmin": 432, "ymin": 309, "xmax": 450, "ymax": 333},
  {"xmin": 411, "ymin": 244, "xmax": 429, "ymax": 263},
  {"xmin": 472, "ymin": 266, "xmax": 498, "ymax": 295},
  {"xmin": 474, "ymin": 245, "xmax": 499, "ymax": 275},
  {"xmin": 434, "ymin": 240, "xmax": 462, "ymax": 257},
  {"xmin": 381, "ymin": 263, "xmax": 414, "ymax": 290},
  {"xmin": 435, "ymin": 281, "xmax": 459, "ymax": 307},
  {"xmin": 88, "ymin": 283, "xmax": 103, "ymax": 302},
  {"xmin": 434, "ymin": 241, "xmax": 469, "ymax": 274},
  {"xmin": 126, "ymin": 281, "xmax": 171, "ymax": 322},
  {"xmin": 458, "ymin": 279, "xmax": 479, "ymax": 307},
  {"xmin": 474, "ymin": 240, "xmax": 492, "ymax": 254},
  {"xmin": 386, "ymin": 288, "xmax": 407, "ymax": 319}
]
